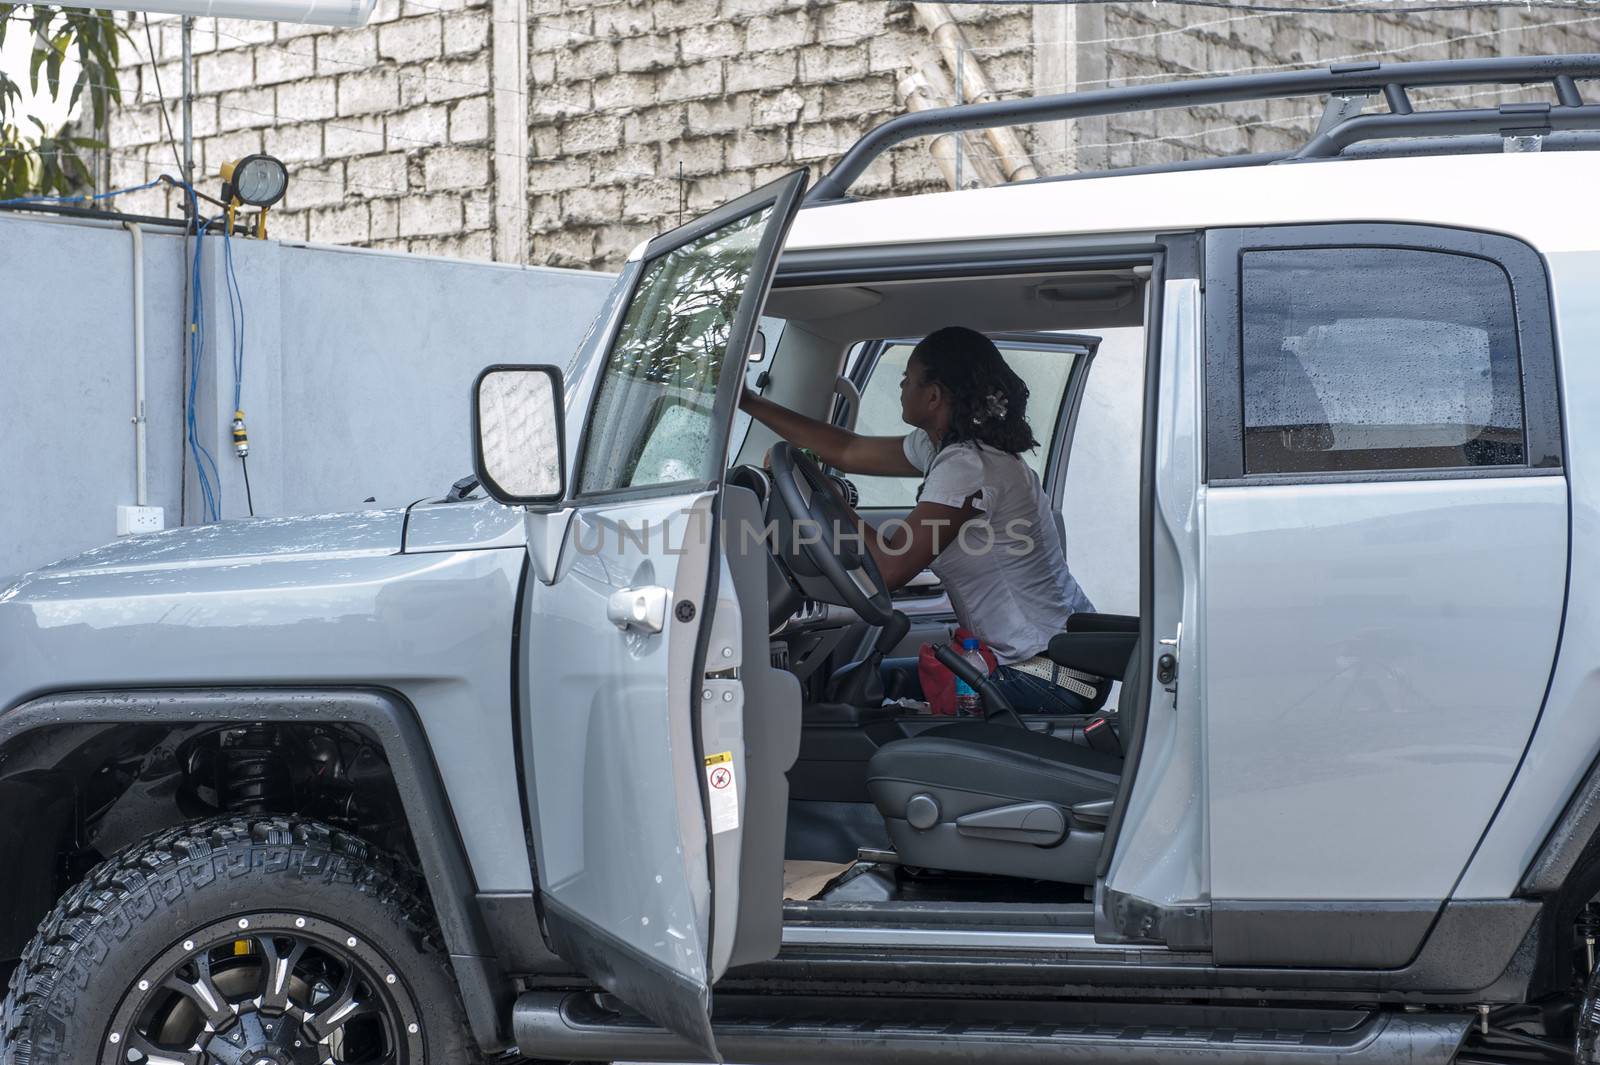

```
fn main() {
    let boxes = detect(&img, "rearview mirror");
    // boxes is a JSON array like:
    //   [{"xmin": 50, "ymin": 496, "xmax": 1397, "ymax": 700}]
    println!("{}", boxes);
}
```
[{"xmin": 471, "ymin": 364, "xmax": 566, "ymax": 505}]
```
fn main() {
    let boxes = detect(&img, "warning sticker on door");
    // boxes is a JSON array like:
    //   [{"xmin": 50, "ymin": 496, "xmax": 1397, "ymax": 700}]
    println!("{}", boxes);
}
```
[{"xmin": 704, "ymin": 751, "xmax": 740, "ymax": 835}]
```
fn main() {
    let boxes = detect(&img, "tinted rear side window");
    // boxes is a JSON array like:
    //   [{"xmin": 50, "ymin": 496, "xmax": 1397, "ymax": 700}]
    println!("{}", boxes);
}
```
[{"xmin": 1241, "ymin": 247, "xmax": 1525, "ymax": 475}]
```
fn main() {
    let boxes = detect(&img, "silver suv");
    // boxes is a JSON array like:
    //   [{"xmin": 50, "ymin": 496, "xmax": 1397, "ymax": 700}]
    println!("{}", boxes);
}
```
[{"xmin": 2, "ymin": 53, "xmax": 1599, "ymax": 1065}]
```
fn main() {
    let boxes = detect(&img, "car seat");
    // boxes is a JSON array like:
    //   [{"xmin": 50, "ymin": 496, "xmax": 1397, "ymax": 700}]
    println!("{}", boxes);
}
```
[{"xmin": 865, "ymin": 638, "xmax": 1143, "ymax": 884}]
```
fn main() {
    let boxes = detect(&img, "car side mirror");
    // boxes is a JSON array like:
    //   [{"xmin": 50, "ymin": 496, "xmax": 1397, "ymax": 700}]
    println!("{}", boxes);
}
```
[{"xmin": 471, "ymin": 364, "xmax": 567, "ymax": 505}]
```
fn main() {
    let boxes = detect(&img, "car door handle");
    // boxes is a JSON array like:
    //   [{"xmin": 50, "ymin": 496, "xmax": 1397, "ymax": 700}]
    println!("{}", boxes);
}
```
[{"xmin": 608, "ymin": 585, "xmax": 669, "ymax": 634}]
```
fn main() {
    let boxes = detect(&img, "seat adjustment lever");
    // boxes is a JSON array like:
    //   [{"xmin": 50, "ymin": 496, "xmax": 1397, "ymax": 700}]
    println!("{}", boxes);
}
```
[
  {"xmin": 1071, "ymin": 798, "xmax": 1114, "ymax": 829},
  {"xmin": 955, "ymin": 802, "xmax": 1067, "ymax": 845}
]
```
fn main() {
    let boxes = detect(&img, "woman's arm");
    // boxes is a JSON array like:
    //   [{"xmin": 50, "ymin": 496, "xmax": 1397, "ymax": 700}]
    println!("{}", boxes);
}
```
[
  {"xmin": 864, "ymin": 498, "xmax": 980, "ymax": 590},
  {"xmin": 740, "ymin": 389, "xmax": 919, "ymax": 477}
]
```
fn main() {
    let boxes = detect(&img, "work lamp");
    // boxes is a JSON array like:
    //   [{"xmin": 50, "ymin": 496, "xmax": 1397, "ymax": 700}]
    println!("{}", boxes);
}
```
[
  {"xmin": 221, "ymin": 155, "xmax": 288, "ymax": 209},
  {"xmin": 220, "ymin": 154, "xmax": 288, "ymax": 239}
]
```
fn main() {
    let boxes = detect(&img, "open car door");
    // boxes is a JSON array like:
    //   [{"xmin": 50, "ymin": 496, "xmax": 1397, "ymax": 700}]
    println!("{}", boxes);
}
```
[{"xmin": 494, "ymin": 171, "xmax": 808, "ymax": 1057}]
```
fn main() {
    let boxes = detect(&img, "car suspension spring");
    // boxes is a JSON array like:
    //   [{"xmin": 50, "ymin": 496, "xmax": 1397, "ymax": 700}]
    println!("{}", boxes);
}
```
[{"xmin": 218, "ymin": 726, "xmax": 293, "ymax": 813}]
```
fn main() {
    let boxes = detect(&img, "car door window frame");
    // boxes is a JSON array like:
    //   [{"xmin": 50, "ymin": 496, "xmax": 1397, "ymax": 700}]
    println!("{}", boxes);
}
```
[
  {"xmin": 1203, "ymin": 222, "xmax": 1563, "ymax": 486},
  {"xmin": 840, "ymin": 331, "xmax": 1102, "ymax": 508},
  {"xmin": 570, "ymin": 173, "xmax": 809, "ymax": 505}
]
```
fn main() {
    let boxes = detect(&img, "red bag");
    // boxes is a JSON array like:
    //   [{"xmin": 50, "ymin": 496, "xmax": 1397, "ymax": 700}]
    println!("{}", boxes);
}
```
[{"xmin": 917, "ymin": 628, "xmax": 1000, "ymax": 716}]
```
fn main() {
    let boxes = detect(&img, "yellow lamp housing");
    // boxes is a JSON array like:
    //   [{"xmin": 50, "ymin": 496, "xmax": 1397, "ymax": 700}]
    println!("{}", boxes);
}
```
[{"xmin": 220, "ymin": 154, "xmax": 288, "ymax": 209}]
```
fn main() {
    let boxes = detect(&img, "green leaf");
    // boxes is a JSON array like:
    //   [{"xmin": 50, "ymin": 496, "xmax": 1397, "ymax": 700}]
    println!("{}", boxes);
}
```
[
  {"xmin": 0, "ymin": 73, "xmax": 21, "ymax": 118},
  {"xmin": 28, "ymin": 38, "xmax": 46, "ymax": 93},
  {"xmin": 0, "ymin": 4, "xmax": 130, "ymax": 199},
  {"xmin": 44, "ymin": 45, "xmax": 63, "ymax": 101}
]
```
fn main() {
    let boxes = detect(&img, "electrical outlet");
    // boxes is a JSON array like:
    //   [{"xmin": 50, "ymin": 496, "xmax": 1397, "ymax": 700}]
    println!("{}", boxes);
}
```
[{"xmin": 116, "ymin": 505, "xmax": 165, "ymax": 536}]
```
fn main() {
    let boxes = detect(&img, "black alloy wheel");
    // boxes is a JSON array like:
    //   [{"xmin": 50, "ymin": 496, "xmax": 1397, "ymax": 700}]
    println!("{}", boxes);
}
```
[
  {"xmin": 104, "ymin": 912, "xmax": 422, "ymax": 1065},
  {"xmin": 1, "ymin": 818, "xmax": 485, "ymax": 1065}
]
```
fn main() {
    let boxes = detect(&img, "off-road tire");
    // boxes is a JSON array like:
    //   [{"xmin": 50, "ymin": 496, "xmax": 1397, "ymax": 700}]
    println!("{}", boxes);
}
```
[
  {"xmin": 1580, "ymin": 962, "xmax": 1600, "ymax": 1064},
  {"xmin": 0, "ymin": 815, "xmax": 486, "ymax": 1065}
]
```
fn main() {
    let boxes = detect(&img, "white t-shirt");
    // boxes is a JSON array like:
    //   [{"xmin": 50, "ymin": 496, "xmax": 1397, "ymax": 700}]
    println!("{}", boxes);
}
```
[{"xmin": 902, "ymin": 429, "xmax": 1095, "ymax": 665}]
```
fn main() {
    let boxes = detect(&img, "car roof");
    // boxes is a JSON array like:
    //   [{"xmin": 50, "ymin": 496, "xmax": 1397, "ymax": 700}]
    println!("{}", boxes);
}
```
[{"xmin": 784, "ymin": 151, "xmax": 1600, "ymax": 257}]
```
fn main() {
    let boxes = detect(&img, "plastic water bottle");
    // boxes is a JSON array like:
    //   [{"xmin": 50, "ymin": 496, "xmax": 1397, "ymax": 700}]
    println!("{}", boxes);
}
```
[{"xmin": 954, "ymin": 637, "xmax": 986, "ymax": 716}]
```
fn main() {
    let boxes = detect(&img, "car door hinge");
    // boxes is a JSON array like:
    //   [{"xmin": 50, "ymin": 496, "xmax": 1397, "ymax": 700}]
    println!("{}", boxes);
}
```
[{"xmin": 701, "ymin": 676, "xmax": 742, "ymax": 705}]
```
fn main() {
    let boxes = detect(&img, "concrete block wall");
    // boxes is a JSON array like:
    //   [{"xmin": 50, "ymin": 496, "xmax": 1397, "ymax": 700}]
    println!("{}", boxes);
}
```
[
  {"xmin": 524, "ymin": 0, "xmax": 1035, "ymax": 270},
  {"xmin": 521, "ymin": 0, "xmax": 1600, "ymax": 271},
  {"xmin": 108, "ymin": 2, "xmax": 499, "ymax": 259},
  {"xmin": 1074, "ymin": 4, "xmax": 1600, "ymax": 172},
  {"xmin": 102, "ymin": 0, "xmax": 1600, "ymax": 274}
]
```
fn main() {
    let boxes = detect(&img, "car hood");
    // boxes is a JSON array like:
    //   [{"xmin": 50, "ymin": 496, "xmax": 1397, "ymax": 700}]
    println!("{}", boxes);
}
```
[
  {"xmin": 0, "ymin": 506, "xmax": 522, "ymax": 734},
  {"xmin": 10, "ymin": 509, "xmax": 406, "ymax": 585}
]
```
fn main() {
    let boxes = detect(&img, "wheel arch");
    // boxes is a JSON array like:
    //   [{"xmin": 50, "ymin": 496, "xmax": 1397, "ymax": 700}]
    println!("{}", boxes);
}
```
[
  {"xmin": 1518, "ymin": 749, "xmax": 1600, "ymax": 999},
  {"xmin": 0, "ymin": 686, "xmax": 514, "ymax": 1051}
]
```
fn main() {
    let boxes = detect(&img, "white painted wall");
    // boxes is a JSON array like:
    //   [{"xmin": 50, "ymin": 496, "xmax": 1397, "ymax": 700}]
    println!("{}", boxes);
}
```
[{"xmin": 0, "ymin": 212, "xmax": 613, "ymax": 579}]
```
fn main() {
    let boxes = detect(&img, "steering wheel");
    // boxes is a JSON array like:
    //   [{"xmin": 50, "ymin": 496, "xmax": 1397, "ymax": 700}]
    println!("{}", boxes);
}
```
[{"xmin": 767, "ymin": 442, "xmax": 896, "ymax": 627}]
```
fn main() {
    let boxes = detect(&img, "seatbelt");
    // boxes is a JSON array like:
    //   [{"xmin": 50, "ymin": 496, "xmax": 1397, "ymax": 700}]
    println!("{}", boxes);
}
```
[{"xmin": 1082, "ymin": 713, "xmax": 1122, "ymax": 757}]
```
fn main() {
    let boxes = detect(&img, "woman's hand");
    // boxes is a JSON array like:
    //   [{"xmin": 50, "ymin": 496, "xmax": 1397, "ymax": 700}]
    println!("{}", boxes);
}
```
[{"xmin": 740, "ymin": 388, "xmax": 919, "ymax": 477}]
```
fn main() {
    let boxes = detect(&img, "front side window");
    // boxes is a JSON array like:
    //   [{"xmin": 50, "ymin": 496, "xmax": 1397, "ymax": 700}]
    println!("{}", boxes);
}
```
[
  {"xmin": 849, "ymin": 337, "xmax": 1079, "ymax": 508},
  {"xmin": 577, "ymin": 205, "xmax": 773, "ymax": 494},
  {"xmin": 1241, "ymin": 247, "xmax": 1525, "ymax": 475}
]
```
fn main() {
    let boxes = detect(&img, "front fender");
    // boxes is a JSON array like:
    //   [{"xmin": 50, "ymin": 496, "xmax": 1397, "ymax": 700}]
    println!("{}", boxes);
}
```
[
  {"xmin": 0, "ymin": 546, "xmax": 532, "ymax": 893},
  {"xmin": 0, "ymin": 687, "xmax": 513, "ymax": 1050}
]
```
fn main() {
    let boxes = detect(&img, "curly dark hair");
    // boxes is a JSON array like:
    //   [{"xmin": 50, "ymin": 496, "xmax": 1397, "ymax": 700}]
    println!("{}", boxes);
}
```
[{"xmin": 910, "ymin": 325, "xmax": 1039, "ymax": 456}]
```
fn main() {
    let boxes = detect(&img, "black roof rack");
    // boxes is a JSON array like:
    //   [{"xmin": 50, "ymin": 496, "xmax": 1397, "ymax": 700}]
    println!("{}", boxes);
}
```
[
  {"xmin": 1019, "ymin": 131, "xmax": 1600, "ymax": 188},
  {"xmin": 806, "ymin": 53, "xmax": 1600, "ymax": 203}
]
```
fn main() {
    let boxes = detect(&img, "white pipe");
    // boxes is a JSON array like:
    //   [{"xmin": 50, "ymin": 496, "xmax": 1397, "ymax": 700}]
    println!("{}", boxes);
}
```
[
  {"xmin": 0, "ymin": 212, "xmax": 155, "ymax": 234},
  {"xmin": 912, "ymin": 2, "xmax": 1040, "ymax": 183},
  {"xmin": 57, "ymin": 0, "xmax": 374, "ymax": 27},
  {"xmin": 124, "ymin": 221, "xmax": 148, "ymax": 507},
  {"xmin": 898, "ymin": 66, "xmax": 1006, "ymax": 190}
]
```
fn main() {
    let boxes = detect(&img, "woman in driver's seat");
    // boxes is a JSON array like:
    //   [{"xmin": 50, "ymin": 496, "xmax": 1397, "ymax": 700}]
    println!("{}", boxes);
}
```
[{"xmin": 739, "ymin": 325, "xmax": 1096, "ymax": 714}]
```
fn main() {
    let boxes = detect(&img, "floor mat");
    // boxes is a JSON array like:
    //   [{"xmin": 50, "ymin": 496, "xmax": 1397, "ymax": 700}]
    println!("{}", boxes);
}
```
[{"xmin": 783, "ymin": 859, "xmax": 855, "ymax": 900}]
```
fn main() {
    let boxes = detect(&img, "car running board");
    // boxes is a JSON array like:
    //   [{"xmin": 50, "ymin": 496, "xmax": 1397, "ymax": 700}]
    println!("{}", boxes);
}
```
[{"xmin": 512, "ymin": 990, "xmax": 1471, "ymax": 1065}]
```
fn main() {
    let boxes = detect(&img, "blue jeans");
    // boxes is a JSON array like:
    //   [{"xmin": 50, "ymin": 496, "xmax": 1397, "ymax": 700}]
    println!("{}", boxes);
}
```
[{"xmin": 880, "ymin": 656, "xmax": 1091, "ymax": 716}]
